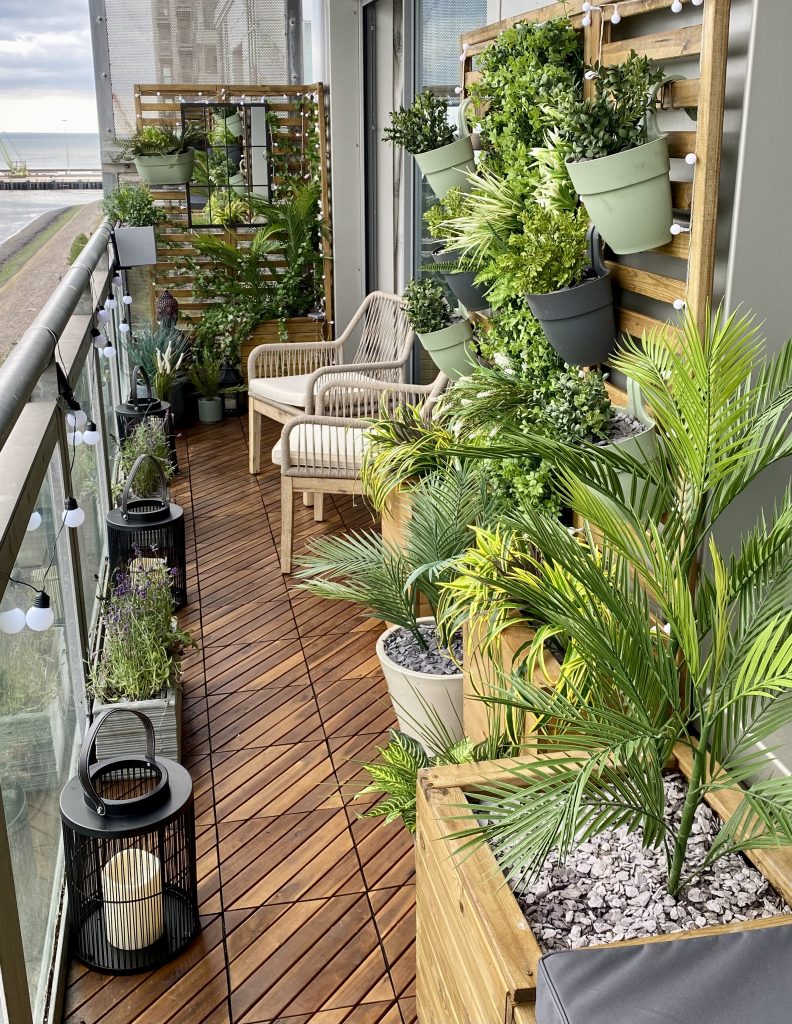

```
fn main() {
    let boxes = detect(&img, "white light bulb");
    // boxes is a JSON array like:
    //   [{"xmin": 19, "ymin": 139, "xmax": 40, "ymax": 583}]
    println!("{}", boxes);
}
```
[
  {"xmin": 103, "ymin": 345, "xmax": 116, "ymax": 358},
  {"xmin": 119, "ymin": 322, "xmax": 130, "ymax": 334},
  {"xmin": 26, "ymin": 594, "xmax": 54, "ymax": 632},
  {"xmin": 67, "ymin": 409, "xmax": 88, "ymax": 430},
  {"xmin": 582, "ymin": 13, "xmax": 592, "ymax": 26},
  {"xmin": 66, "ymin": 430, "xmax": 84, "ymax": 447},
  {"xmin": 584, "ymin": 69, "xmax": 599, "ymax": 80},
  {"xmin": 582, "ymin": 2, "xmax": 592, "ymax": 9},
  {"xmin": 112, "ymin": 274, "xmax": 122, "ymax": 287},
  {"xmin": 673, "ymin": 298, "xmax": 686, "ymax": 311},
  {"xmin": 692, "ymin": 0, "xmax": 703, "ymax": 5},
  {"xmin": 671, "ymin": 0, "xmax": 683, "ymax": 11},
  {"xmin": 122, "ymin": 294, "xmax": 133, "ymax": 305},
  {"xmin": 685, "ymin": 152, "xmax": 697, "ymax": 165},
  {"xmin": 27, "ymin": 510, "xmax": 42, "ymax": 531},
  {"xmin": 97, "ymin": 309, "xmax": 110, "ymax": 322},
  {"xmin": 0, "ymin": 608, "xmax": 26, "ymax": 634},
  {"xmin": 454, "ymin": 86, "xmax": 462, "ymax": 95},
  {"xmin": 662, "ymin": 622, "xmax": 672, "ymax": 636},
  {"xmin": 83, "ymin": 423, "xmax": 100, "ymax": 446},
  {"xmin": 105, "ymin": 297, "xmax": 117, "ymax": 311},
  {"xmin": 611, "ymin": 4, "xmax": 621, "ymax": 23},
  {"xmin": 62, "ymin": 499, "xmax": 85, "ymax": 529},
  {"xmin": 670, "ymin": 223, "xmax": 682, "ymax": 236}
]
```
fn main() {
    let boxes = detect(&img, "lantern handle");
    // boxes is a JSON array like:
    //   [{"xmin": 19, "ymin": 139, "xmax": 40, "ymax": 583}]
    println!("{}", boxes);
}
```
[
  {"xmin": 79, "ymin": 708, "xmax": 157, "ymax": 815},
  {"xmin": 128, "ymin": 363, "xmax": 154, "ymax": 406},
  {"xmin": 121, "ymin": 454, "xmax": 169, "ymax": 518}
]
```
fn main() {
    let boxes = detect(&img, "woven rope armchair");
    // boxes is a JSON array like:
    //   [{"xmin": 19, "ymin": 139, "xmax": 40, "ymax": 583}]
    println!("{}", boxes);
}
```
[
  {"xmin": 274, "ymin": 374, "xmax": 449, "ymax": 573},
  {"xmin": 248, "ymin": 291, "xmax": 415, "ymax": 475}
]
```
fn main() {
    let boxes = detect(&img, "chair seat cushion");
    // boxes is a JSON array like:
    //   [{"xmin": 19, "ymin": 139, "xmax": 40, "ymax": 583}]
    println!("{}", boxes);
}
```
[
  {"xmin": 536, "ymin": 919, "xmax": 792, "ymax": 1024},
  {"xmin": 272, "ymin": 423, "xmax": 367, "ymax": 470},
  {"xmin": 249, "ymin": 374, "xmax": 313, "ymax": 408}
]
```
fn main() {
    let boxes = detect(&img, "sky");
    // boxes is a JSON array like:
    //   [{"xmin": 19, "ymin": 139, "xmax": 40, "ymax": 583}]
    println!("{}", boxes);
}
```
[{"xmin": 0, "ymin": 0, "xmax": 98, "ymax": 134}]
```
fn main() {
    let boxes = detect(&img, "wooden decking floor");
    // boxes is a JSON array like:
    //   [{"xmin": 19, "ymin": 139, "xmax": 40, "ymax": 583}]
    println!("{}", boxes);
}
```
[{"xmin": 64, "ymin": 416, "xmax": 417, "ymax": 1024}]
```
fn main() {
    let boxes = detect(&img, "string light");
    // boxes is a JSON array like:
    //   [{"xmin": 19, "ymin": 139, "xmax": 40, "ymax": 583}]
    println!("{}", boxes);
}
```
[
  {"xmin": 66, "ymin": 429, "xmax": 84, "ymax": 447},
  {"xmin": 122, "ymin": 294, "xmax": 133, "ymax": 305},
  {"xmin": 671, "ymin": 0, "xmax": 683, "ymax": 11},
  {"xmin": 670, "ymin": 222, "xmax": 691, "ymax": 236},
  {"xmin": 97, "ymin": 307, "xmax": 110, "ymax": 323},
  {"xmin": 119, "ymin": 322, "xmax": 130, "ymax": 334},
  {"xmin": 610, "ymin": 4, "xmax": 621, "ymax": 23},
  {"xmin": 66, "ymin": 409, "xmax": 87, "ymax": 430},
  {"xmin": 673, "ymin": 298, "xmax": 686, "ymax": 311},
  {"xmin": 112, "ymin": 274, "xmax": 122, "ymax": 287},
  {"xmin": 26, "ymin": 592, "xmax": 54, "ymax": 632},
  {"xmin": 105, "ymin": 296, "xmax": 117, "ymax": 311},
  {"xmin": 102, "ymin": 344, "xmax": 117, "ymax": 358},
  {"xmin": 83, "ymin": 421, "xmax": 100, "ymax": 446},
  {"xmin": 27, "ymin": 510, "xmax": 42, "ymax": 532},
  {"xmin": 685, "ymin": 152, "xmax": 698, "ymax": 165},
  {"xmin": 692, "ymin": 0, "xmax": 704, "ymax": 5},
  {"xmin": 62, "ymin": 497, "xmax": 85, "ymax": 529},
  {"xmin": 0, "ymin": 608, "xmax": 26, "ymax": 634}
]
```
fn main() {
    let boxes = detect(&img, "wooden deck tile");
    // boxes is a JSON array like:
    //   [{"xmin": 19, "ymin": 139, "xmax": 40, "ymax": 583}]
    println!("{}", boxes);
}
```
[{"xmin": 63, "ymin": 418, "xmax": 416, "ymax": 1024}]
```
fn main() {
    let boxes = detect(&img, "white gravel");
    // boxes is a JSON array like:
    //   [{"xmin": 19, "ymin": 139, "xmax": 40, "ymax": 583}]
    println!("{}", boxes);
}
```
[{"xmin": 505, "ymin": 772, "xmax": 789, "ymax": 951}]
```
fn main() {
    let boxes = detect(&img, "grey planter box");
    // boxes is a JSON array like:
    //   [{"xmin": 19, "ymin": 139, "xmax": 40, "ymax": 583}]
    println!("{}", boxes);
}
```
[
  {"xmin": 91, "ymin": 686, "xmax": 181, "ymax": 762},
  {"xmin": 113, "ymin": 225, "xmax": 157, "ymax": 268}
]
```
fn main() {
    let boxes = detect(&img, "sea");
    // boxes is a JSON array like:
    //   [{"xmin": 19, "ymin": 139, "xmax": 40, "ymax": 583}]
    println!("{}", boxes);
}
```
[{"xmin": 0, "ymin": 133, "xmax": 102, "ymax": 247}]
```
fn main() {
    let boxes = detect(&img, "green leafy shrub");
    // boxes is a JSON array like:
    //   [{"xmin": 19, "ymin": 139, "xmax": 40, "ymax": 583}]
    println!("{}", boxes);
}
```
[
  {"xmin": 556, "ymin": 52, "xmax": 665, "ymax": 161},
  {"xmin": 383, "ymin": 91, "xmax": 457, "ymax": 155},
  {"xmin": 102, "ymin": 184, "xmax": 166, "ymax": 227},
  {"xmin": 403, "ymin": 278, "xmax": 453, "ymax": 334},
  {"xmin": 117, "ymin": 123, "xmax": 202, "ymax": 158},
  {"xmin": 67, "ymin": 233, "xmax": 89, "ymax": 266}
]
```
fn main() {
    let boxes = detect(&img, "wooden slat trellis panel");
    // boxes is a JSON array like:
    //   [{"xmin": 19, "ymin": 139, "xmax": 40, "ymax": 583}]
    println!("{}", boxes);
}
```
[
  {"xmin": 461, "ymin": 0, "xmax": 732, "ymax": 402},
  {"xmin": 132, "ymin": 83, "xmax": 334, "ymax": 336}
]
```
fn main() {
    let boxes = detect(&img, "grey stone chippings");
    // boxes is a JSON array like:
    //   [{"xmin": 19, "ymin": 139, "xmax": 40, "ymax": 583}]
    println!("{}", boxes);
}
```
[
  {"xmin": 382, "ymin": 623, "xmax": 462, "ymax": 676},
  {"xmin": 596, "ymin": 411, "xmax": 649, "ymax": 445},
  {"xmin": 502, "ymin": 772, "xmax": 789, "ymax": 951}
]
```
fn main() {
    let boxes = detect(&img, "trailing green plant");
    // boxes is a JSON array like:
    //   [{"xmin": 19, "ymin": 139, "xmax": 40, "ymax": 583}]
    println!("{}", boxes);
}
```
[
  {"xmin": 555, "ymin": 52, "xmax": 665, "ymax": 161},
  {"xmin": 117, "ymin": 123, "xmax": 202, "ymax": 159},
  {"xmin": 450, "ymin": 306, "xmax": 792, "ymax": 898},
  {"xmin": 360, "ymin": 402, "xmax": 458, "ymax": 512},
  {"xmin": 403, "ymin": 278, "xmax": 454, "ymax": 334},
  {"xmin": 101, "ymin": 184, "xmax": 166, "ymax": 227},
  {"xmin": 468, "ymin": 17, "xmax": 582, "ymax": 173},
  {"xmin": 67, "ymin": 232, "xmax": 89, "ymax": 266},
  {"xmin": 189, "ymin": 354, "xmax": 222, "ymax": 400},
  {"xmin": 295, "ymin": 463, "xmax": 502, "ymax": 648},
  {"xmin": 474, "ymin": 205, "xmax": 590, "ymax": 307},
  {"xmin": 193, "ymin": 304, "xmax": 262, "ymax": 366},
  {"xmin": 90, "ymin": 561, "xmax": 192, "ymax": 704},
  {"xmin": 356, "ymin": 728, "xmax": 504, "ymax": 833},
  {"xmin": 116, "ymin": 418, "xmax": 175, "ymax": 498},
  {"xmin": 126, "ymin": 322, "xmax": 189, "ymax": 379},
  {"xmin": 383, "ymin": 91, "xmax": 458, "ymax": 155},
  {"xmin": 530, "ymin": 132, "xmax": 578, "ymax": 214}
]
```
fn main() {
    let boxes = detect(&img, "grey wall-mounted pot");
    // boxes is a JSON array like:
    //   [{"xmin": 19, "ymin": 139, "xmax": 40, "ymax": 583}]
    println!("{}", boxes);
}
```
[{"xmin": 431, "ymin": 246, "xmax": 490, "ymax": 313}]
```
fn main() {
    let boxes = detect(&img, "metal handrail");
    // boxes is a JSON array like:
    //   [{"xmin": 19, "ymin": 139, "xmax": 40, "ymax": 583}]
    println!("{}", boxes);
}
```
[{"xmin": 0, "ymin": 218, "xmax": 112, "ymax": 451}]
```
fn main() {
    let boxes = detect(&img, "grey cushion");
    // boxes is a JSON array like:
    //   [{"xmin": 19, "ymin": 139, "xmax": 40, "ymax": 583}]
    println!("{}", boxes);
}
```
[{"xmin": 536, "ymin": 921, "xmax": 792, "ymax": 1024}]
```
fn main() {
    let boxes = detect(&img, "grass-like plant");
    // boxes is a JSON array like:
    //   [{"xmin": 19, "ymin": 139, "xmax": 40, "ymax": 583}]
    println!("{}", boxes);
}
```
[
  {"xmin": 295, "ymin": 464, "xmax": 502, "ymax": 649},
  {"xmin": 452, "ymin": 307, "xmax": 792, "ymax": 896},
  {"xmin": 555, "ymin": 52, "xmax": 665, "ymax": 161},
  {"xmin": 403, "ymin": 278, "xmax": 454, "ymax": 334},
  {"xmin": 383, "ymin": 91, "xmax": 458, "ymax": 155},
  {"xmin": 126, "ymin": 322, "xmax": 189, "ymax": 379},
  {"xmin": 90, "ymin": 561, "xmax": 192, "ymax": 704}
]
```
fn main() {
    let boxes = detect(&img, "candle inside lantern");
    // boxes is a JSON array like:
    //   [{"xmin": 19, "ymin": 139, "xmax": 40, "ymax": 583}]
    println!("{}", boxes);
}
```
[{"xmin": 102, "ymin": 847, "xmax": 164, "ymax": 950}]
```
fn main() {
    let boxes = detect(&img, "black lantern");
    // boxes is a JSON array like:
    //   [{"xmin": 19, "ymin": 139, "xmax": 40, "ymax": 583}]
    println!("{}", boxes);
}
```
[
  {"xmin": 115, "ymin": 365, "xmax": 177, "ymax": 473},
  {"xmin": 60, "ymin": 709, "xmax": 199, "ymax": 973},
  {"xmin": 106, "ymin": 455, "xmax": 187, "ymax": 609}
]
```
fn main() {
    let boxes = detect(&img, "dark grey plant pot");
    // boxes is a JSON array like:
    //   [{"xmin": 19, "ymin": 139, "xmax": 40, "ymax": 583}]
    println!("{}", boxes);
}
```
[
  {"xmin": 169, "ymin": 379, "xmax": 194, "ymax": 429},
  {"xmin": 431, "ymin": 246, "xmax": 490, "ymax": 313},
  {"xmin": 525, "ymin": 228, "xmax": 616, "ymax": 366}
]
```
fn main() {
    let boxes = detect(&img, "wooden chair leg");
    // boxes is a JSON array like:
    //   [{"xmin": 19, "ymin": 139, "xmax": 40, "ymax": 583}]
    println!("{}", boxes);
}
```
[
  {"xmin": 302, "ymin": 491, "xmax": 314, "ymax": 507},
  {"xmin": 248, "ymin": 403, "xmax": 261, "ymax": 475},
  {"xmin": 313, "ymin": 492, "xmax": 325, "ymax": 522},
  {"xmin": 280, "ymin": 476, "xmax": 294, "ymax": 574}
]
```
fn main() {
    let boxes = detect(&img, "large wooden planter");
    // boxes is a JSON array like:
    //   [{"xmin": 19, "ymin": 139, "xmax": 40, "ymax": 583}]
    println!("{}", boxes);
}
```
[
  {"xmin": 463, "ymin": 619, "xmax": 562, "ymax": 745},
  {"xmin": 241, "ymin": 317, "xmax": 327, "ymax": 380},
  {"xmin": 416, "ymin": 747, "xmax": 792, "ymax": 1024}
]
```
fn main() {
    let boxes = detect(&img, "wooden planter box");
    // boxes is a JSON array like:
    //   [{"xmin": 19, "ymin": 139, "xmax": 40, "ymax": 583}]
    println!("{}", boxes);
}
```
[
  {"xmin": 463, "ymin": 620, "xmax": 562, "ymax": 746},
  {"xmin": 91, "ymin": 686, "xmax": 182, "ymax": 762},
  {"xmin": 241, "ymin": 317, "xmax": 327, "ymax": 380},
  {"xmin": 416, "ymin": 746, "xmax": 792, "ymax": 1024}
]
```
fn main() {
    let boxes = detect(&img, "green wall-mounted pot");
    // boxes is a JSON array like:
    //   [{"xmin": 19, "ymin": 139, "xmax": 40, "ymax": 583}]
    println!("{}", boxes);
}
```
[
  {"xmin": 418, "ymin": 317, "xmax": 476, "ymax": 381},
  {"xmin": 135, "ymin": 149, "xmax": 196, "ymax": 186},
  {"xmin": 525, "ymin": 228, "xmax": 616, "ymax": 365},
  {"xmin": 414, "ymin": 98, "xmax": 476, "ymax": 200}
]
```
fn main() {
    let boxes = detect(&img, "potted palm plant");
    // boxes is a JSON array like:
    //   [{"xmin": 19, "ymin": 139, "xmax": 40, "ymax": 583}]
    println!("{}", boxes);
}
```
[
  {"xmin": 118, "ymin": 124, "xmax": 202, "ymax": 185},
  {"xmin": 189, "ymin": 354, "xmax": 223, "ymax": 423},
  {"xmin": 403, "ymin": 278, "xmax": 475, "ymax": 381},
  {"xmin": 296, "ymin": 464, "xmax": 501, "ymax": 751},
  {"xmin": 384, "ymin": 92, "xmax": 475, "ymax": 199},
  {"xmin": 102, "ymin": 184, "xmax": 165, "ymax": 268},
  {"xmin": 416, "ymin": 307, "xmax": 792, "ymax": 1020},
  {"xmin": 558, "ymin": 53, "xmax": 672, "ymax": 254}
]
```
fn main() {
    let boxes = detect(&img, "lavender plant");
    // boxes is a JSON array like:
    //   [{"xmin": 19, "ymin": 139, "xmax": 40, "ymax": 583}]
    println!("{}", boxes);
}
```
[{"xmin": 90, "ymin": 560, "xmax": 192, "ymax": 703}]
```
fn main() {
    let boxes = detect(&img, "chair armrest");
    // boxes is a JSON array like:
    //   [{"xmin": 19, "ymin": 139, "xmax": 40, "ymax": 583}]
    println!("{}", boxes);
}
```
[
  {"xmin": 304, "ymin": 358, "xmax": 410, "ymax": 413},
  {"xmin": 279, "ymin": 414, "xmax": 370, "ymax": 478},
  {"xmin": 247, "ymin": 339, "xmax": 344, "ymax": 381},
  {"xmin": 314, "ymin": 376, "xmax": 446, "ymax": 418}
]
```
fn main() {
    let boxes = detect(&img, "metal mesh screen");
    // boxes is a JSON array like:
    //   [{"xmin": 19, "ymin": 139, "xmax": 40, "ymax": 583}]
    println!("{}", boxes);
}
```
[
  {"xmin": 416, "ymin": 0, "xmax": 487, "ymax": 89},
  {"xmin": 105, "ymin": 0, "xmax": 289, "ymax": 135}
]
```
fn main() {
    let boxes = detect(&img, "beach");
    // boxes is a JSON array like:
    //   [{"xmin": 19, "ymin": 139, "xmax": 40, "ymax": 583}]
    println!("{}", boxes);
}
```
[{"xmin": 0, "ymin": 199, "xmax": 102, "ymax": 363}]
